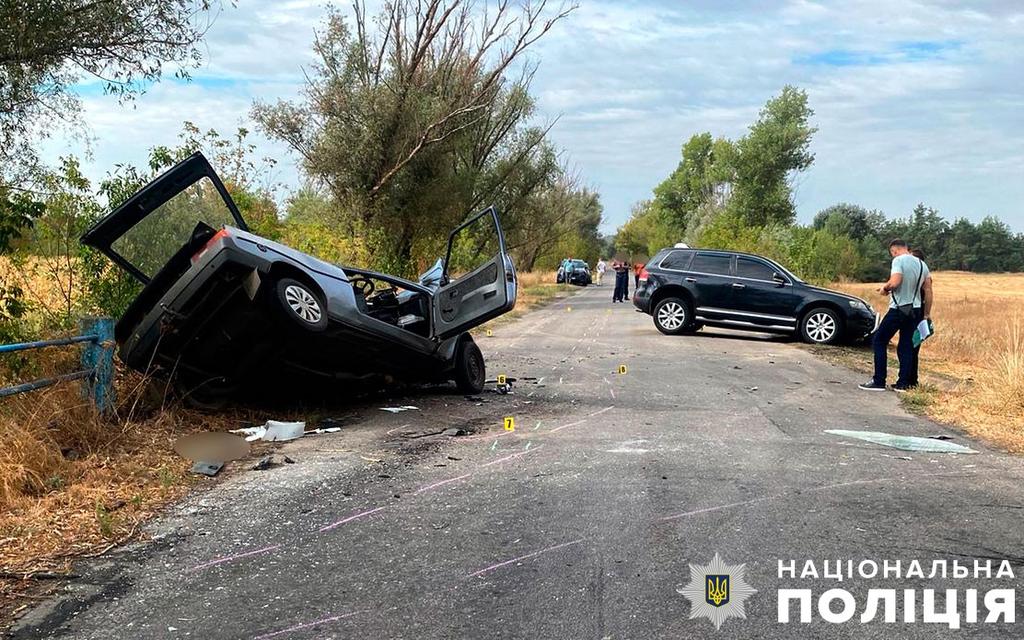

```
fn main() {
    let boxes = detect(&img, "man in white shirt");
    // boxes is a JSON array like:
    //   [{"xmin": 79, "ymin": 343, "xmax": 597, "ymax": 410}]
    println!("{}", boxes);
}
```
[
  {"xmin": 859, "ymin": 239, "xmax": 932, "ymax": 392},
  {"xmin": 596, "ymin": 258, "xmax": 607, "ymax": 286}
]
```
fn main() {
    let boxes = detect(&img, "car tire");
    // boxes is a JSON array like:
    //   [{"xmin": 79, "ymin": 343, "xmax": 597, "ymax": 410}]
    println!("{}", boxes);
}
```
[
  {"xmin": 652, "ymin": 297, "xmax": 694, "ymax": 335},
  {"xmin": 274, "ymin": 277, "xmax": 328, "ymax": 332},
  {"xmin": 800, "ymin": 307, "xmax": 843, "ymax": 344},
  {"xmin": 453, "ymin": 337, "xmax": 485, "ymax": 394}
]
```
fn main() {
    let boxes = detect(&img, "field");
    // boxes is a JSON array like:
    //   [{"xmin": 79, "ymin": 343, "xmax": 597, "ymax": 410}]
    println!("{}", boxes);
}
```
[{"xmin": 831, "ymin": 272, "xmax": 1024, "ymax": 451}]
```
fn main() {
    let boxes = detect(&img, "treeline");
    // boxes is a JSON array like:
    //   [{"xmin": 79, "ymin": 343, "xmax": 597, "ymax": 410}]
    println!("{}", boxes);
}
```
[
  {"xmin": 614, "ymin": 86, "xmax": 1022, "ymax": 283},
  {"xmin": 0, "ymin": 0, "xmax": 602, "ymax": 341}
]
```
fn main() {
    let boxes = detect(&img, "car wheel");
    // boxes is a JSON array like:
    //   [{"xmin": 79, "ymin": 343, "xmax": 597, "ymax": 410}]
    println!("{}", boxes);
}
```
[
  {"xmin": 652, "ymin": 297, "xmax": 694, "ymax": 335},
  {"xmin": 801, "ymin": 307, "xmax": 843, "ymax": 344},
  {"xmin": 454, "ymin": 337, "xmax": 485, "ymax": 394},
  {"xmin": 275, "ymin": 278, "xmax": 328, "ymax": 331}
]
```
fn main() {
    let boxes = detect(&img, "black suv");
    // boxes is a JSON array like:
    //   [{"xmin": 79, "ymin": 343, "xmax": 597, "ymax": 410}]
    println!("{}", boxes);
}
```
[{"xmin": 633, "ymin": 248, "xmax": 877, "ymax": 344}]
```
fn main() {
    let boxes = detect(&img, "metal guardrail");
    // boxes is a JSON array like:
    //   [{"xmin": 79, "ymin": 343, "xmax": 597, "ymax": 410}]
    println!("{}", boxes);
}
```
[{"xmin": 0, "ymin": 317, "xmax": 116, "ymax": 412}]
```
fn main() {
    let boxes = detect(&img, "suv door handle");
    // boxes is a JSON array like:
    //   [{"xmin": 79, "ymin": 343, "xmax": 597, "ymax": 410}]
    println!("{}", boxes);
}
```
[
  {"xmin": 685, "ymin": 277, "xmax": 697, "ymax": 283},
  {"xmin": 732, "ymin": 282, "xmax": 746, "ymax": 289}
]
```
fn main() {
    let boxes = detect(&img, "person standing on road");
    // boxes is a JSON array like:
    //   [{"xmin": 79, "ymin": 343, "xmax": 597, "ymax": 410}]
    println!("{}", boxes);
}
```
[
  {"xmin": 564, "ymin": 257, "xmax": 576, "ymax": 285},
  {"xmin": 612, "ymin": 260, "xmax": 630, "ymax": 303},
  {"xmin": 859, "ymin": 239, "xmax": 931, "ymax": 392},
  {"xmin": 596, "ymin": 258, "xmax": 607, "ymax": 286}
]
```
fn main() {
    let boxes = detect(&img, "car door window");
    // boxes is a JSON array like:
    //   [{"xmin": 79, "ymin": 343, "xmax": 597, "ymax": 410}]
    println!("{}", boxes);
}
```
[
  {"xmin": 659, "ymin": 250, "xmax": 693, "ymax": 270},
  {"xmin": 735, "ymin": 257, "xmax": 777, "ymax": 282},
  {"xmin": 690, "ymin": 253, "xmax": 732, "ymax": 275}
]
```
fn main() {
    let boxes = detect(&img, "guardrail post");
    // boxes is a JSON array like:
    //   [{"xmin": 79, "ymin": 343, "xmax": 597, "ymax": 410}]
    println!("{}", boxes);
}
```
[{"xmin": 80, "ymin": 316, "xmax": 115, "ymax": 413}]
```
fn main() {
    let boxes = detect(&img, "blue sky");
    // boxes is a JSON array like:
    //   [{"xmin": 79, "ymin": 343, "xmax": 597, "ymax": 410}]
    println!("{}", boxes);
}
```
[{"xmin": 40, "ymin": 0, "xmax": 1024, "ymax": 234}]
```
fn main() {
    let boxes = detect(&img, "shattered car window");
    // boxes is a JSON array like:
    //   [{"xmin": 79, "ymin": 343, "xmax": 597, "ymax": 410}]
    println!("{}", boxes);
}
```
[{"xmin": 111, "ymin": 177, "xmax": 237, "ymax": 279}]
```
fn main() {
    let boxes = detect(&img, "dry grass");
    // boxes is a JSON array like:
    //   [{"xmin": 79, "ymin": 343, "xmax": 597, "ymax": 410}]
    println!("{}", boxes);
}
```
[
  {"xmin": 0, "ymin": 367, "xmax": 272, "ymax": 619},
  {"xmin": 479, "ymin": 270, "xmax": 573, "ymax": 331},
  {"xmin": 833, "ymin": 272, "xmax": 1024, "ymax": 451}
]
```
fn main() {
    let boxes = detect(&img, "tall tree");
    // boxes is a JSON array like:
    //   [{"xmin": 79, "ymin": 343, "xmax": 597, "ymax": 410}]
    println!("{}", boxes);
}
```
[
  {"xmin": 652, "ymin": 132, "xmax": 735, "ymax": 232},
  {"xmin": 730, "ymin": 85, "xmax": 816, "ymax": 226},
  {"xmin": 254, "ymin": 0, "xmax": 576, "ymax": 274},
  {"xmin": 0, "ymin": 0, "xmax": 222, "ymax": 177}
]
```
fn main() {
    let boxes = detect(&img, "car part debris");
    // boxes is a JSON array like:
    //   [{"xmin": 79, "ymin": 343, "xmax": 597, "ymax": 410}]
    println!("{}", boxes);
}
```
[
  {"xmin": 252, "ymin": 455, "xmax": 275, "ymax": 471},
  {"xmin": 230, "ymin": 425, "xmax": 267, "ymax": 442},
  {"xmin": 190, "ymin": 461, "xmax": 224, "ymax": 476},
  {"xmin": 306, "ymin": 427, "xmax": 342, "ymax": 436},
  {"xmin": 173, "ymin": 432, "xmax": 249, "ymax": 462},
  {"xmin": 230, "ymin": 420, "xmax": 306, "ymax": 442},
  {"xmin": 443, "ymin": 428, "xmax": 467, "ymax": 437},
  {"xmin": 251, "ymin": 454, "xmax": 297, "ymax": 470},
  {"xmin": 263, "ymin": 420, "xmax": 305, "ymax": 442},
  {"xmin": 380, "ymin": 406, "xmax": 419, "ymax": 413},
  {"xmin": 824, "ymin": 430, "xmax": 978, "ymax": 454}
]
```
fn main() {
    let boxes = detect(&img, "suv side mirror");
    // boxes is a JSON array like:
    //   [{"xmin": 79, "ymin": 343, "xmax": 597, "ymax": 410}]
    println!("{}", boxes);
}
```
[{"xmin": 772, "ymin": 272, "xmax": 787, "ymax": 285}]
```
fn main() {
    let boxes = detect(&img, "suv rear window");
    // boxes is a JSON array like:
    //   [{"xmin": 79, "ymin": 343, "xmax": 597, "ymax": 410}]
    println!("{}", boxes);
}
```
[
  {"xmin": 690, "ymin": 252, "xmax": 732, "ymax": 275},
  {"xmin": 659, "ymin": 250, "xmax": 693, "ymax": 270},
  {"xmin": 736, "ymin": 257, "xmax": 776, "ymax": 281}
]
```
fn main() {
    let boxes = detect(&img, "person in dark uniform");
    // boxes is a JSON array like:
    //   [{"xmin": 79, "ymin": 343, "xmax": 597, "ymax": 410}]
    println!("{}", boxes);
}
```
[{"xmin": 612, "ymin": 260, "xmax": 630, "ymax": 303}]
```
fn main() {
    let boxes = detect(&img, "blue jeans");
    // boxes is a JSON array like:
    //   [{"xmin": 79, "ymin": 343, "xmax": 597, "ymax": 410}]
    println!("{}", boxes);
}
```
[{"xmin": 872, "ymin": 308, "xmax": 920, "ymax": 386}]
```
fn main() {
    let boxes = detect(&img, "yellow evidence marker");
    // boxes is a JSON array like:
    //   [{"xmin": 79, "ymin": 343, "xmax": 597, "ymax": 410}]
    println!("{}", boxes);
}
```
[
  {"xmin": 618, "ymin": 364, "xmax": 628, "ymax": 375},
  {"xmin": 504, "ymin": 416, "xmax": 515, "ymax": 431},
  {"xmin": 567, "ymin": 306, "xmax": 572, "ymax": 312},
  {"xmin": 486, "ymin": 329, "xmax": 493, "ymax": 337},
  {"xmin": 497, "ymin": 374, "xmax": 507, "ymax": 385}
]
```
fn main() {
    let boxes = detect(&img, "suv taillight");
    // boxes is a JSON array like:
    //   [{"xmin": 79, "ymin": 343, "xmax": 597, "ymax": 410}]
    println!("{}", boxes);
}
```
[
  {"xmin": 639, "ymin": 267, "xmax": 649, "ymax": 283},
  {"xmin": 192, "ymin": 228, "xmax": 230, "ymax": 264}
]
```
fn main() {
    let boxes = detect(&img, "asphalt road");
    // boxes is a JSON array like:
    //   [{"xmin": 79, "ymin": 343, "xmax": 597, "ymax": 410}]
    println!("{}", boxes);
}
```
[{"xmin": 14, "ymin": 285, "xmax": 1024, "ymax": 639}]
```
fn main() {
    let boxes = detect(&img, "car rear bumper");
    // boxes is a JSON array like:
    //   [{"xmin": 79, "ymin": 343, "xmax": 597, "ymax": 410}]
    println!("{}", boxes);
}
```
[{"xmin": 632, "ymin": 284, "xmax": 652, "ymax": 313}]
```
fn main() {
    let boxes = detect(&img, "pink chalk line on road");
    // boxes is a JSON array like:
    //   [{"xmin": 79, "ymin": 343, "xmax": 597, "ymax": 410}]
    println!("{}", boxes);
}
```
[
  {"xmin": 252, "ymin": 609, "xmax": 369, "ymax": 640},
  {"xmin": 547, "ymin": 405, "xmax": 614, "ymax": 434},
  {"xmin": 413, "ymin": 473, "xmax": 472, "ymax": 494},
  {"xmin": 467, "ymin": 538, "xmax": 586, "ymax": 578},
  {"xmin": 186, "ymin": 544, "xmax": 282, "ymax": 573},
  {"xmin": 480, "ymin": 445, "xmax": 542, "ymax": 467},
  {"xmin": 318, "ymin": 505, "xmax": 387, "ymax": 532}
]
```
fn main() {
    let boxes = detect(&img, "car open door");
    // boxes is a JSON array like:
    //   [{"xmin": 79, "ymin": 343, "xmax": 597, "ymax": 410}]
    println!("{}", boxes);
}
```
[
  {"xmin": 431, "ymin": 206, "xmax": 517, "ymax": 340},
  {"xmin": 80, "ymin": 152, "xmax": 248, "ymax": 284}
]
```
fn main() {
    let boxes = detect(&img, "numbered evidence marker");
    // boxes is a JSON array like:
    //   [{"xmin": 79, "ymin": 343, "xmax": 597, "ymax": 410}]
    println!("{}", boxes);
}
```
[
  {"xmin": 486, "ymin": 329, "xmax": 493, "ymax": 337},
  {"xmin": 497, "ymin": 374, "xmax": 507, "ymax": 385},
  {"xmin": 617, "ymin": 364, "xmax": 628, "ymax": 375},
  {"xmin": 504, "ymin": 416, "xmax": 515, "ymax": 432}
]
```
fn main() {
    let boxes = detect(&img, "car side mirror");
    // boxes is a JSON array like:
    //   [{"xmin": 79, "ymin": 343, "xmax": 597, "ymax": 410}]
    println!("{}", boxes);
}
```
[{"xmin": 772, "ymin": 272, "xmax": 786, "ymax": 285}]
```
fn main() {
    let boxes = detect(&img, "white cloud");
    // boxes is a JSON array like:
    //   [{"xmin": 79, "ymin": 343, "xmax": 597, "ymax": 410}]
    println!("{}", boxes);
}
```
[{"xmin": 35, "ymin": 0, "xmax": 1024, "ymax": 235}]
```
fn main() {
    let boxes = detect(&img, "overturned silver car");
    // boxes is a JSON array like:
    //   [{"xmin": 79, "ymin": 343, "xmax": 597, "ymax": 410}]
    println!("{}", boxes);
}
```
[{"xmin": 81, "ymin": 152, "xmax": 517, "ymax": 404}]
